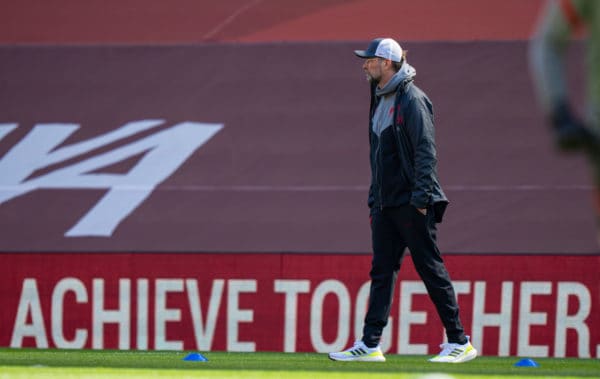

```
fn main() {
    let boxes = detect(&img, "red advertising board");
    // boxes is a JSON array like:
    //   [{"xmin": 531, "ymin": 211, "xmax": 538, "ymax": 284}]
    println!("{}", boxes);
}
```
[{"xmin": 1, "ymin": 253, "xmax": 598, "ymax": 358}]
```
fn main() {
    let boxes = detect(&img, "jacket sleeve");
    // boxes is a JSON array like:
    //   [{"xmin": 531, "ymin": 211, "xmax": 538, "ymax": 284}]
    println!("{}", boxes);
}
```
[
  {"xmin": 405, "ymin": 96, "xmax": 437, "ymax": 209},
  {"xmin": 528, "ymin": 0, "xmax": 574, "ymax": 115}
]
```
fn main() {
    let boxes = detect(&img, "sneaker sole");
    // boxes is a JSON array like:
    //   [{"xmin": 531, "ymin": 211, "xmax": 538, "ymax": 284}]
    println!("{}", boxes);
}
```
[
  {"xmin": 328, "ymin": 354, "xmax": 386, "ymax": 362},
  {"xmin": 454, "ymin": 348, "xmax": 477, "ymax": 363},
  {"xmin": 429, "ymin": 348, "xmax": 477, "ymax": 363}
]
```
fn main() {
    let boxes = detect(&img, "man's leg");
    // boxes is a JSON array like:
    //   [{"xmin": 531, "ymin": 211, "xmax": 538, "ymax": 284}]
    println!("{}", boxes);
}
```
[
  {"xmin": 328, "ymin": 209, "xmax": 403, "ymax": 362},
  {"xmin": 362, "ymin": 208, "xmax": 406, "ymax": 348},
  {"xmin": 391, "ymin": 205, "xmax": 465, "ymax": 344}
]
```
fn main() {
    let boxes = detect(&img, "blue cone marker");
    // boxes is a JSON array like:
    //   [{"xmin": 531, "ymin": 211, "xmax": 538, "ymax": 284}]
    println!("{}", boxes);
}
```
[
  {"xmin": 183, "ymin": 352, "xmax": 208, "ymax": 362},
  {"xmin": 514, "ymin": 358, "xmax": 539, "ymax": 367}
]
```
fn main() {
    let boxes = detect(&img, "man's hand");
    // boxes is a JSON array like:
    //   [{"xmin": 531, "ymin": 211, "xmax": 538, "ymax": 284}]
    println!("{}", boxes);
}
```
[
  {"xmin": 551, "ymin": 102, "xmax": 596, "ymax": 152},
  {"xmin": 417, "ymin": 208, "xmax": 427, "ymax": 215}
]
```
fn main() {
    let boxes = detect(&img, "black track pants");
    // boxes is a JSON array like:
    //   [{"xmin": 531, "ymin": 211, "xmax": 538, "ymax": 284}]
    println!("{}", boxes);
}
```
[{"xmin": 362, "ymin": 205, "xmax": 466, "ymax": 347}]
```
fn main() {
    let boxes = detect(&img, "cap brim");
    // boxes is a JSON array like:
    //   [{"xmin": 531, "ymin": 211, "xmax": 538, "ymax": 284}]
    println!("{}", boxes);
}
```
[{"xmin": 354, "ymin": 50, "xmax": 373, "ymax": 58}]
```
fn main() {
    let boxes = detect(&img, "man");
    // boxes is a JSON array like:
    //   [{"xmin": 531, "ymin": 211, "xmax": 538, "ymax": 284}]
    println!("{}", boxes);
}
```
[
  {"xmin": 328, "ymin": 38, "xmax": 477, "ymax": 363},
  {"xmin": 529, "ymin": 0, "xmax": 600, "ymax": 242}
]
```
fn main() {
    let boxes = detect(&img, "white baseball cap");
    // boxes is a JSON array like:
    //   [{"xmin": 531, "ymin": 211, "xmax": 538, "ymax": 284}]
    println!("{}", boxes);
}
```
[{"xmin": 354, "ymin": 38, "xmax": 403, "ymax": 62}]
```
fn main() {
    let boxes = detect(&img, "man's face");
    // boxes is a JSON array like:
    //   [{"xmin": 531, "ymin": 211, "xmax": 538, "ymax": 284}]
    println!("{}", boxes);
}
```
[{"xmin": 363, "ymin": 57, "xmax": 384, "ymax": 83}]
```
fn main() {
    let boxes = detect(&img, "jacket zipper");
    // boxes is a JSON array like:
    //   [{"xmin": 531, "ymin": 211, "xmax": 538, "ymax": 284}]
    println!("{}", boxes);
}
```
[
  {"xmin": 375, "ymin": 139, "xmax": 383, "ymax": 211},
  {"xmin": 372, "ymin": 96, "xmax": 384, "ymax": 211}
]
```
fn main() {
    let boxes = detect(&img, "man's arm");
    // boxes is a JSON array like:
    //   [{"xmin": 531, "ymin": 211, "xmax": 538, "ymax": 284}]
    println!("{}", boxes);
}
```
[
  {"xmin": 529, "ymin": 0, "xmax": 594, "ymax": 150},
  {"xmin": 406, "ymin": 96, "xmax": 437, "ymax": 212},
  {"xmin": 529, "ymin": 0, "xmax": 576, "ymax": 115}
]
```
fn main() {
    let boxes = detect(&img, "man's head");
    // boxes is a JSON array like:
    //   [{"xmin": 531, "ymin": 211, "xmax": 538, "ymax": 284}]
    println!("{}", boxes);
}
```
[{"xmin": 354, "ymin": 38, "xmax": 405, "ymax": 84}]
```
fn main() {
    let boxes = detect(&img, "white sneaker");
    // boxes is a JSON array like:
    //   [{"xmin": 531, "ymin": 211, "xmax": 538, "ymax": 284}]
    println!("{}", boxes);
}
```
[
  {"xmin": 429, "ymin": 336, "xmax": 477, "ymax": 363},
  {"xmin": 328, "ymin": 340, "xmax": 386, "ymax": 362}
]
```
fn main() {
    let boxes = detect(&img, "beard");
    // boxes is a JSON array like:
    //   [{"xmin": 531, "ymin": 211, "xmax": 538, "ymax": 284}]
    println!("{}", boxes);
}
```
[
  {"xmin": 365, "ymin": 73, "xmax": 380, "ymax": 83},
  {"xmin": 365, "ymin": 70, "xmax": 381, "ymax": 83}
]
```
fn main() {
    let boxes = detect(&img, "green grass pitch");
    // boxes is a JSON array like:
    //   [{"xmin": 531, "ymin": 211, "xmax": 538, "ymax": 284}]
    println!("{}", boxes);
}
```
[{"xmin": 0, "ymin": 348, "xmax": 598, "ymax": 379}]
